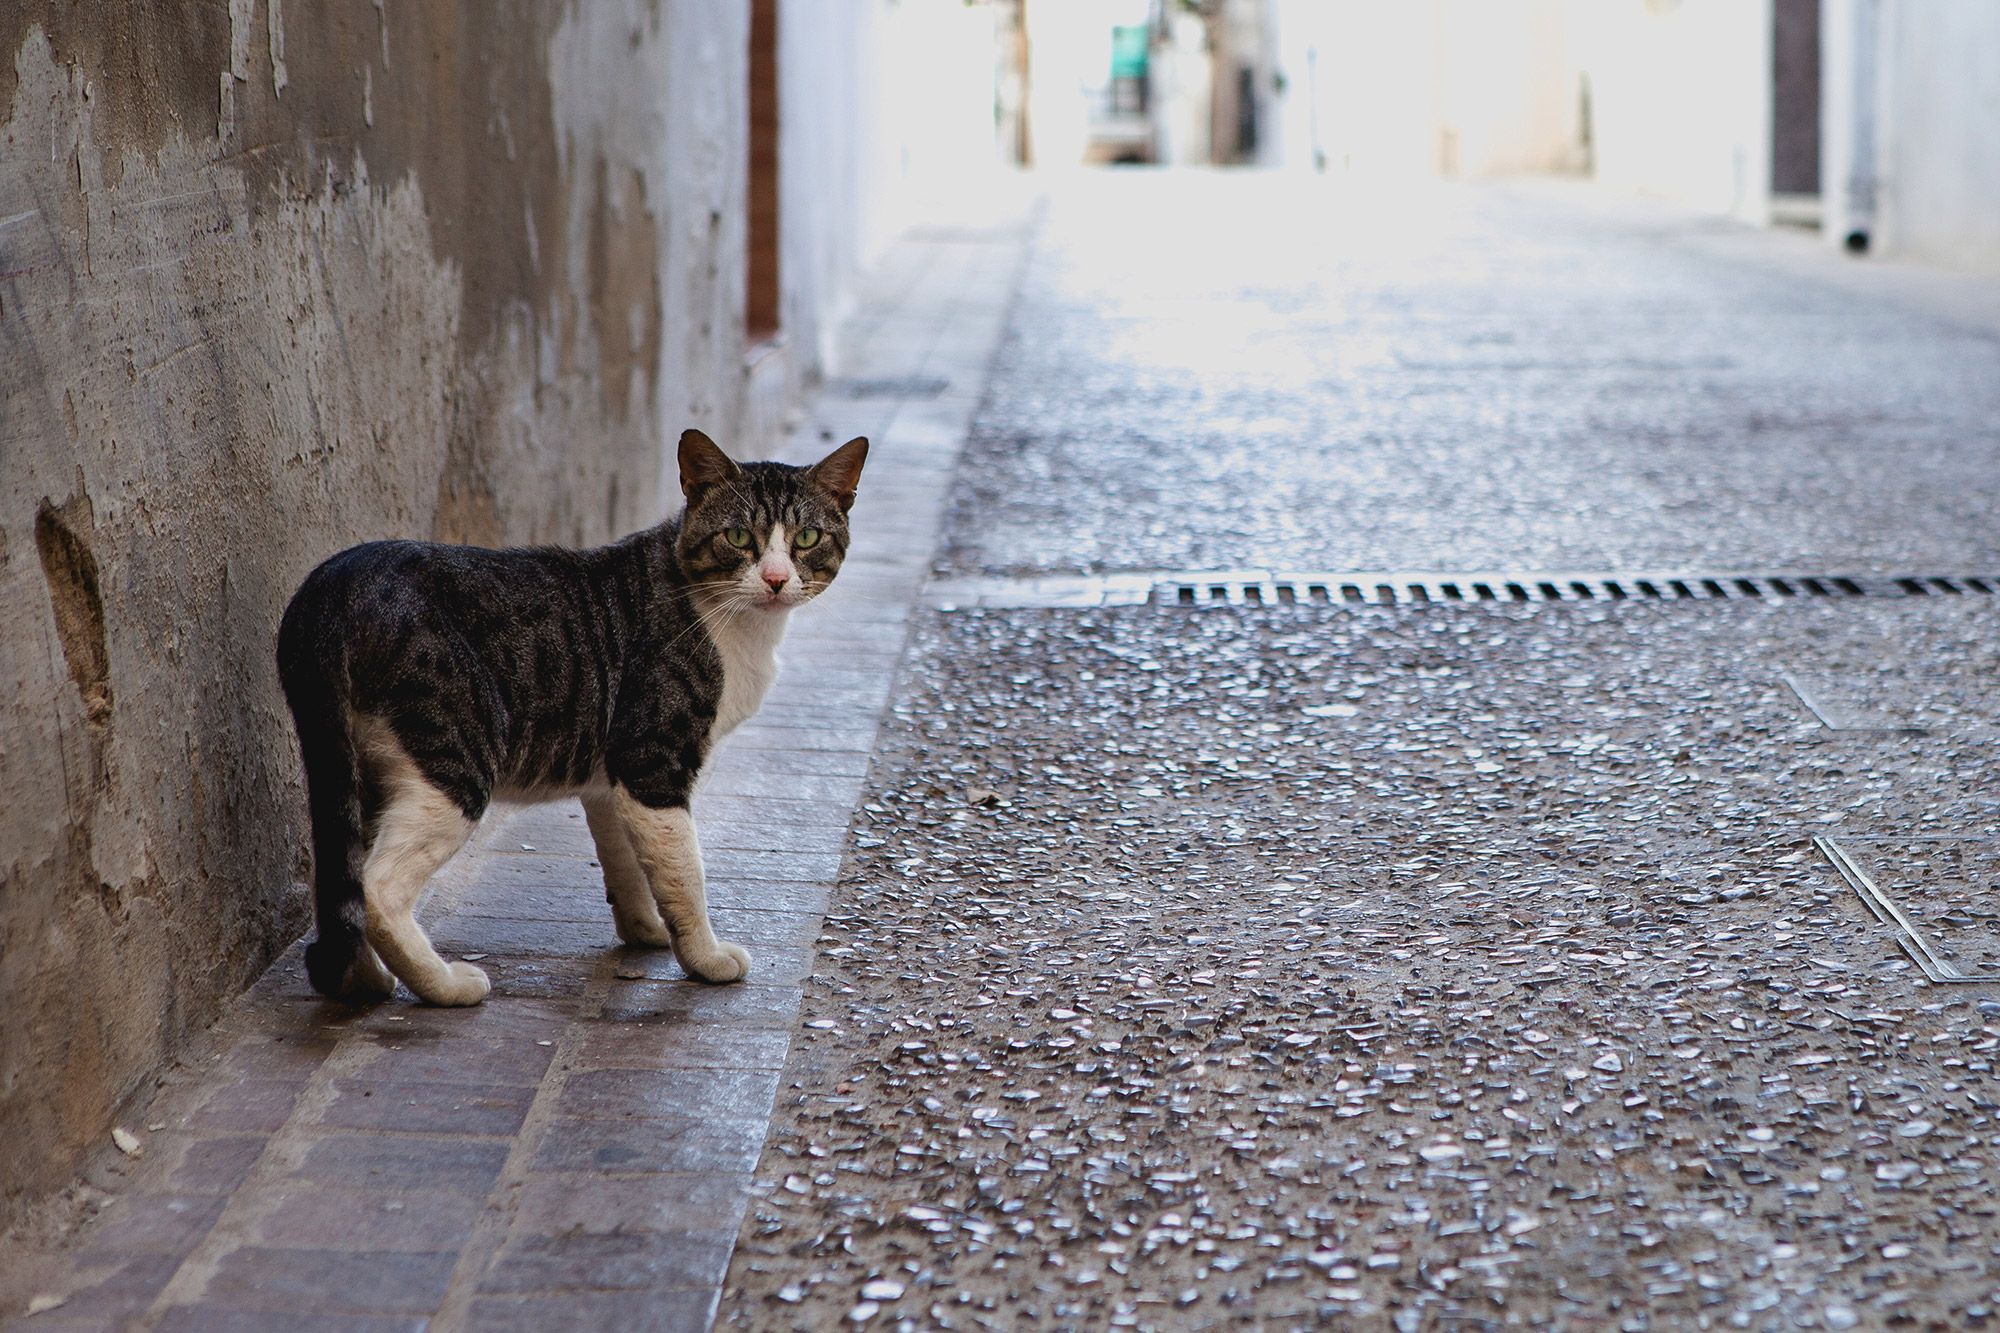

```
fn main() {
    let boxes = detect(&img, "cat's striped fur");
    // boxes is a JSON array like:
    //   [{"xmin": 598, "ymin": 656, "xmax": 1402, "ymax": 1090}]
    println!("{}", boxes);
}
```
[{"xmin": 276, "ymin": 430, "xmax": 866, "ymax": 1004}]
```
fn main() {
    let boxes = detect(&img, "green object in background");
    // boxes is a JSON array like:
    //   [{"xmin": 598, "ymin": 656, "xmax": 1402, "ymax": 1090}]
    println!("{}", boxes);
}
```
[{"xmin": 1110, "ymin": 25, "xmax": 1149, "ymax": 80}]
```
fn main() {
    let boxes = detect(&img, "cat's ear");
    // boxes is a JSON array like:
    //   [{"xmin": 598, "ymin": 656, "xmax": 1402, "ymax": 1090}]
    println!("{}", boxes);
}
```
[
  {"xmin": 807, "ymin": 436, "xmax": 868, "ymax": 513},
  {"xmin": 678, "ymin": 429, "xmax": 742, "ymax": 501}
]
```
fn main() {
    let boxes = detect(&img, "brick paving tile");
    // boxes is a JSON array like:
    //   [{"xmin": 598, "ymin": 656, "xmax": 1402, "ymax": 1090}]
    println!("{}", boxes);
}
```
[
  {"xmin": 291, "ymin": 1134, "xmax": 511, "ymax": 1194},
  {"xmin": 187, "ymin": 1079, "xmax": 308, "ymax": 1134},
  {"xmin": 245, "ymin": 1188, "xmax": 485, "ymax": 1253},
  {"xmin": 449, "ymin": 856, "xmax": 607, "ymax": 896},
  {"xmin": 702, "ymin": 880, "xmax": 831, "ymax": 916},
  {"xmin": 339, "ymin": 1034, "xmax": 559, "ymax": 1087},
  {"xmin": 705, "ymin": 899, "xmax": 822, "ymax": 932},
  {"xmin": 426, "ymin": 876, "xmax": 606, "ymax": 923},
  {"xmin": 510, "ymin": 1173, "xmax": 752, "ymax": 1236},
  {"xmin": 194, "ymin": 1246, "xmax": 457, "ymax": 1313},
  {"xmin": 490, "ymin": 818, "xmax": 587, "ymax": 845},
  {"xmin": 477, "ymin": 1228, "xmax": 737, "ymax": 1294},
  {"xmin": 716, "ymin": 726, "xmax": 882, "ymax": 754},
  {"xmin": 556, "ymin": 1070, "xmax": 780, "ymax": 1123},
  {"xmin": 529, "ymin": 1116, "xmax": 768, "ymax": 1175},
  {"xmin": 27, "ymin": 1253, "xmax": 181, "ymax": 1322},
  {"xmin": 699, "ymin": 847, "xmax": 845, "ymax": 881},
  {"xmin": 706, "ymin": 747, "xmax": 875, "ymax": 779},
  {"xmin": 424, "ymin": 953, "xmax": 598, "ymax": 1001},
  {"xmin": 694, "ymin": 793, "xmax": 858, "ymax": 829},
  {"xmin": 336, "ymin": 996, "xmax": 574, "ymax": 1044},
  {"xmin": 594, "ymin": 980, "xmax": 802, "ymax": 1027},
  {"xmin": 427, "ymin": 914, "xmax": 619, "ymax": 958},
  {"xmin": 698, "ymin": 821, "xmax": 851, "ymax": 855},
  {"xmin": 698, "ymin": 765, "xmax": 867, "ymax": 804},
  {"xmin": 74, "ymin": 1195, "xmax": 227, "ymax": 1257},
  {"xmin": 600, "ymin": 946, "xmax": 815, "ymax": 990},
  {"xmin": 215, "ymin": 1034, "xmax": 340, "ymax": 1083},
  {"xmin": 316, "ymin": 1079, "xmax": 536, "ymax": 1136},
  {"xmin": 568, "ymin": 1021, "xmax": 794, "ymax": 1073},
  {"xmin": 160, "ymin": 1136, "xmax": 270, "ymax": 1196},
  {"xmin": 464, "ymin": 1290, "xmax": 716, "ymax": 1332},
  {"xmin": 153, "ymin": 1309, "xmax": 427, "ymax": 1333}
]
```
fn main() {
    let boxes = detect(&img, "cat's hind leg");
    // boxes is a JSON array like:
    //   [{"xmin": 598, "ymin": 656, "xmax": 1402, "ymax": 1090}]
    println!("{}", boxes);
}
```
[
  {"xmin": 582, "ymin": 792, "xmax": 673, "ymax": 948},
  {"xmin": 350, "ymin": 942, "xmax": 398, "ymax": 997},
  {"xmin": 612, "ymin": 790, "xmax": 751, "ymax": 983},
  {"xmin": 357, "ymin": 726, "xmax": 489, "ymax": 1006}
]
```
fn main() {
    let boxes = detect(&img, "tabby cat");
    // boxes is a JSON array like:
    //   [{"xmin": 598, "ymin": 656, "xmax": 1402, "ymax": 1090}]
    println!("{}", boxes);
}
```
[{"xmin": 277, "ymin": 429, "xmax": 867, "ymax": 1005}]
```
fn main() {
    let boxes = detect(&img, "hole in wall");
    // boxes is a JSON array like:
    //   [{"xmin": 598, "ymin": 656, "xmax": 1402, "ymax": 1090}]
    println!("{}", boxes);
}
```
[{"xmin": 34, "ymin": 496, "xmax": 114, "ymax": 729}]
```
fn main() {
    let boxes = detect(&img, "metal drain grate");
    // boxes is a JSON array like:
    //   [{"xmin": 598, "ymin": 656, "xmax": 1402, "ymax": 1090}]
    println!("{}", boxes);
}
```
[
  {"xmin": 923, "ymin": 570, "xmax": 2000, "ymax": 611},
  {"xmin": 827, "ymin": 375, "xmax": 950, "ymax": 400}
]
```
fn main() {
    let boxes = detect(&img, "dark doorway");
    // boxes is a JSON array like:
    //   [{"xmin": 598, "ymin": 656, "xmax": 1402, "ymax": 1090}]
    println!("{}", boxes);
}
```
[
  {"xmin": 746, "ymin": 0, "xmax": 781, "ymax": 342},
  {"xmin": 1771, "ymin": 0, "xmax": 1821, "ymax": 197},
  {"xmin": 1235, "ymin": 65, "xmax": 1259, "ymax": 160}
]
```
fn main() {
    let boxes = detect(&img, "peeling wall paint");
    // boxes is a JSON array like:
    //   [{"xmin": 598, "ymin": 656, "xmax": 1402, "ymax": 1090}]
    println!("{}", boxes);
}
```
[{"xmin": 0, "ymin": 0, "xmax": 762, "ymax": 1224}]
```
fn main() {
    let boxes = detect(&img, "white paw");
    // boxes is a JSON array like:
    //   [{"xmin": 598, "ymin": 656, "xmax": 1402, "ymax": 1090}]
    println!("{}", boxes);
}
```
[
  {"xmin": 419, "ymin": 961, "xmax": 491, "ymax": 1007},
  {"xmin": 683, "ymin": 940, "xmax": 751, "ymax": 984}
]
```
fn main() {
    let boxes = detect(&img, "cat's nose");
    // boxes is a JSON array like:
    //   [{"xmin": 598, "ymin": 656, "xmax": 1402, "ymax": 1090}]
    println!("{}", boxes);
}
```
[{"xmin": 762, "ymin": 571, "xmax": 787, "ymax": 593}]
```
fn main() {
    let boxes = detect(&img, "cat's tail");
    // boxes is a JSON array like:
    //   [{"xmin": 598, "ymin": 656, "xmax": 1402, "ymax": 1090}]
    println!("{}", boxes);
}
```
[{"xmin": 277, "ymin": 589, "xmax": 369, "ymax": 999}]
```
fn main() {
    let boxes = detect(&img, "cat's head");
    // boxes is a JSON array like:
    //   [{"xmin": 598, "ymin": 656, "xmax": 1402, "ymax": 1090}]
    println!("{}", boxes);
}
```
[{"xmin": 675, "ymin": 428, "xmax": 868, "ymax": 613}]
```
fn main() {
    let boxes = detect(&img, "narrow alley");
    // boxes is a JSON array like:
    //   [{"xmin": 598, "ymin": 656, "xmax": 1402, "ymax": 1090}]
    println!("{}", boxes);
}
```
[{"xmin": 9, "ymin": 4, "xmax": 2000, "ymax": 1329}]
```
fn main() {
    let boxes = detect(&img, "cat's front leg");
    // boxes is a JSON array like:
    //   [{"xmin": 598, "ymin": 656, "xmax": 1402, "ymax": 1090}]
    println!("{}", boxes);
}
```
[
  {"xmin": 582, "ymin": 792, "xmax": 674, "ymax": 948},
  {"xmin": 611, "ymin": 789, "xmax": 751, "ymax": 983}
]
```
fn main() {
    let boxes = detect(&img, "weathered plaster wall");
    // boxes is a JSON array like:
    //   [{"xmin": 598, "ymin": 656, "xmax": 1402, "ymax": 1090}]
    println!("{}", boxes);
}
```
[{"xmin": 0, "ymin": 0, "xmax": 750, "ymax": 1223}]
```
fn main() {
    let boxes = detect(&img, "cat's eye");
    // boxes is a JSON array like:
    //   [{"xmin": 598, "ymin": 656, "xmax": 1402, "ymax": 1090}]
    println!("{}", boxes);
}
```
[
  {"xmin": 793, "ymin": 527, "xmax": 821, "ymax": 550},
  {"xmin": 723, "ymin": 527, "xmax": 752, "ymax": 549}
]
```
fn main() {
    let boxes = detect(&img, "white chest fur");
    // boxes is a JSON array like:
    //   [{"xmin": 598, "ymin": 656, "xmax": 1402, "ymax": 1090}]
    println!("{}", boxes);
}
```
[{"xmin": 708, "ymin": 606, "xmax": 789, "ymax": 741}]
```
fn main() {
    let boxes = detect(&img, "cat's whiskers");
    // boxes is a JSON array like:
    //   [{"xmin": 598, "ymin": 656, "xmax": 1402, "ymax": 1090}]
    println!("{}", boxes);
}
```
[{"xmin": 665, "ymin": 584, "xmax": 751, "ymax": 653}]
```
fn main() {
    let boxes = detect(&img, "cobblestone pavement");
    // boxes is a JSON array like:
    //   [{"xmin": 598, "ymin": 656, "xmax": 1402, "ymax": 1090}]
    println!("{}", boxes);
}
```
[{"xmin": 723, "ymin": 177, "xmax": 2000, "ymax": 1330}]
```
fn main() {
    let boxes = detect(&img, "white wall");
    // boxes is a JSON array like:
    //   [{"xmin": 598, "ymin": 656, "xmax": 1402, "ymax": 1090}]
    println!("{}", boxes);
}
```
[
  {"xmin": 1151, "ymin": 11, "xmax": 1214, "ymax": 166},
  {"xmin": 1268, "ymin": 0, "xmax": 1436, "ymax": 176},
  {"xmin": 1869, "ymin": 1, "xmax": 2000, "ymax": 270},
  {"xmin": 745, "ymin": 0, "xmax": 1000, "ymax": 448},
  {"xmin": 1437, "ymin": 0, "xmax": 1584, "ymax": 177},
  {"xmin": 1574, "ymin": 0, "xmax": 1774, "ymax": 223},
  {"xmin": 1260, "ymin": 0, "xmax": 1583, "ymax": 179},
  {"xmin": 1024, "ymin": 0, "xmax": 1130, "ymax": 168},
  {"xmin": 1820, "ymin": 0, "xmax": 1876, "ymax": 248},
  {"xmin": 779, "ymin": 0, "xmax": 874, "ymax": 378}
]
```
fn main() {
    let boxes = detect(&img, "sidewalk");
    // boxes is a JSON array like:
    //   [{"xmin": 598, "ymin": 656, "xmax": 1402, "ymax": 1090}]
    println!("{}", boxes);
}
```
[{"xmin": 0, "ymin": 212, "xmax": 1026, "ymax": 1331}]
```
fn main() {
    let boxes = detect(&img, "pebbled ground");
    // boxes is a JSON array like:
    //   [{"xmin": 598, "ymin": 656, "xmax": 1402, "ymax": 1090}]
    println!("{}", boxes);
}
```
[
  {"xmin": 726, "ymin": 598, "xmax": 2000, "ymax": 1331},
  {"xmin": 724, "ymin": 175, "xmax": 2000, "ymax": 1331}
]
